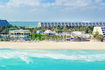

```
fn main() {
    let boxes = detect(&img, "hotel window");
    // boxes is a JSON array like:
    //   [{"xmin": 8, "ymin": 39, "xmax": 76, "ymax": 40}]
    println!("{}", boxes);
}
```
[
  {"xmin": 96, "ymin": 23, "xmax": 99, "ymax": 26},
  {"xmin": 45, "ymin": 23, "xmax": 47, "ymax": 26},
  {"xmin": 48, "ymin": 23, "xmax": 50, "ymax": 27},
  {"xmin": 102, "ymin": 28, "xmax": 104, "ymax": 30},
  {"xmin": 93, "ymin": 23, "xmax": 95, "ymax": 26},
  {"xmin": 73, "ymin": 23, "xmax": 75, "ymax": 26},
  {"xmin": 102, "ymin": 28, "xmax": 105, "ymax": 30},
  {"xmin": 21, "ymin": 33, "xmax": 24, "ymax": 35},
  {"xmin": 65, "ymin": 23, "xmax": 67, "ymax": 26},
  {"xmin": 78, "ymin": 23, "xmax": 82, "ymax": 26},
  {"xmin": 58, "ymin": 23, "xmax": 61, "ymax": 26},
  {"xmin": 66, "ymin": 23, "xmax": 69, "ymax": 26},
  {"xmin": 53, "ymin": 22, "xmax": 55, "ymax": 26},
  {"xmin": 103, "ymin": 23, "xmax": 105, "ymax": 26},
  {"xmin": 52, "ymin": 23, "xmax": 54, "ymax": 27},
  {"xmin": 89, "ymin": 23, "xmax": 92, "ymax": 26},
  {"xmin": 69, "ymin": 23, "xmax": 71, "ymax": 26},
  {"xmin": 62, "ymin": 23, "xmax": 64, "ymax": 26},
  {"xmin": 99, "ymin": 23, "xmax": 102, "ymax": 25},
  {"xmin": 85, "ymin": 23, "xmax": 88, "ymax": 26},
  {"xmin": 81, "ymin": 23, "xmax": 84, "ymax": 26},
  {"xmin": 102, "ymin": 23, "xmax": 104, "ymax": 26},
  {"xmin": 55, "ymin": 23, "xmax": 57, "ymax": 26},
  {"xmin": 75, "ymin": 23, "xmax": 78, "ymax": 26},
  {"xmin": 24, "ymin": 33, "xmax": 29, "ymax": 35},
  {"xmin": 41, "ymin": 23, "xmax": 44, "ymax": 27},
  {"xmin": 24, "ymin": 33, "xmax": 26, "ymax": 35},
  {"xmin": 71, "ymin": 23, "xmax": 74, "ymax": 26}
]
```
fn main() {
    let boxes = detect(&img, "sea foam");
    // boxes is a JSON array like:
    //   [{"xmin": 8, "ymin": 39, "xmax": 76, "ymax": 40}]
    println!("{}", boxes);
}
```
[{"xmin": 0, "ymin": 49, "xmax": 105, "ymax": 63}]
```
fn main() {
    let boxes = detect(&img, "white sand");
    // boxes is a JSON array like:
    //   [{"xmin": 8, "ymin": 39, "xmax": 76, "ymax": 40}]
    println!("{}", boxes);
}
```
[{"xmin": 0, "ymin": 41, "xmax": 105, "ymax": 50}]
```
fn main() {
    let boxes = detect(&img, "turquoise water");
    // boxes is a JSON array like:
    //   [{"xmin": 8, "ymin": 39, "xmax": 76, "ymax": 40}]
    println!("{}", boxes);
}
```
[
  {"xmin": 0, "ymin": 49, "xmax": 105, "ymax": 70},
  {"xmin": 10, "ymin": 22, "xmax": 38, "ymax": 27}
]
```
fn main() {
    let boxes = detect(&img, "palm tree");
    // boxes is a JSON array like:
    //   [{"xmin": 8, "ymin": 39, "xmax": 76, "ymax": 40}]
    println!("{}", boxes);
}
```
[{"xmin": 96, "ymin": 34, "xmax": 104, "ymax": 39}]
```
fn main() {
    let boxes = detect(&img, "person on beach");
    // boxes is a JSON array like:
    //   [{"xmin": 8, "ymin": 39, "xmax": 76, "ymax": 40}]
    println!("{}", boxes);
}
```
[{"xmin": 100, "ymin": 38, "xmax": 104, "ymax": 42}]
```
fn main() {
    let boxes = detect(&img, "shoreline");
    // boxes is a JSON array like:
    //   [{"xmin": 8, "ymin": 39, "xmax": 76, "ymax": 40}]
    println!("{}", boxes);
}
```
[{"xmin": 0, "ymin": 41, "xmax": 105, "ymax": 50}]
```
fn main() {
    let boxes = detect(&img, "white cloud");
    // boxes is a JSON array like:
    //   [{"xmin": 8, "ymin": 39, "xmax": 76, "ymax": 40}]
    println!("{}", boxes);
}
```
[
  {"xmin": 0, "ymin": 5, "xmax": 4, "ymax": 8},
  {"xmin": 55, "ymin": 0, "xmax": 92, "ymax": 7},
  {"xmin": 0, "ymin": 5, "xmax": 2, "ymax": 8},
  {"xmin": 1, "ymin": 0, "xmax": 105, "ymax": 9},
  {"xmin": 95, "ymin": 0, "xmax": 102, "ymax": 3},
  {"xmin": 6, "ymin": 0, "xmax": 41, "ymax": 7},
  {"xmin": 4, "ymin": 0, "xmax": 93, "ymax": 8}
]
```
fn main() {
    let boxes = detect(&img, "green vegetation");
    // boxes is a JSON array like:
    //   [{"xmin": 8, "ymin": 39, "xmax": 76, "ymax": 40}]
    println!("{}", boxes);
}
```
[
  {"xmin": 93, "ymin": 31, "xmax": 104, "ymax": 41},
  {"xmin": 0, "ymin": 25, "xmax": 98, "ymax": 41},
  {"xmin": 44, "ymin": 26, "xmax": 93, "ymax": 34},
  {"xmin": 0, "ymin": 25, "xmax": 94, "ymax": 34},
  {"xmin": 27, "ymin": 34, "xmax": 62, "ymax": 41},
  {"xmin": 28, "ymin": 34, "xmax": 44, "ymax": 41},
  {"xmin": 96, "ymin": 34, "xmax": 104, "ymax": 39}
]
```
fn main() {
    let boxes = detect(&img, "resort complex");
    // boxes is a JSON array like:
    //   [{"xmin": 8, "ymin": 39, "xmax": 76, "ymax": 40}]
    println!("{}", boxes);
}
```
[
  {"xmin": 0, "ymin": 20, "xmax": 104, "ymax": 42},
  {"xmin": 0, "ymin": 20, "xmax": 105, "ymax": 50},
  {"xmin": 1, "ymin": 1, "xmax": 105, "ymax": 70}
]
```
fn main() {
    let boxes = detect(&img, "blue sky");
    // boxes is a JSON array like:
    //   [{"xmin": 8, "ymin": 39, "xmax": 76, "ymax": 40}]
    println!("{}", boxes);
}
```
[{"xmin": 0, "ymin": 0, "xmax": 105, "ymax": 22}]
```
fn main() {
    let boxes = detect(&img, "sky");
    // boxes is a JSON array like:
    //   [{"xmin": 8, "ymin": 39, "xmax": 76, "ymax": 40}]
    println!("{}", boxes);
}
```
[{"xmin": 0, "ymin": 0, "xmax": 105, "ymax": 22}]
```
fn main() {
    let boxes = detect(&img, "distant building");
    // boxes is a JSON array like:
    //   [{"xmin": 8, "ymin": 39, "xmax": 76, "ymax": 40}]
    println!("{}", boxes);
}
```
[
  {"xmin": 44, "ymin": 30, "xmax": 56, "ymax": 35},
  {"xmin": 93, "ymin": 27, "xmax": 105, "ymax": 36},
  {"xmin": 36, "ymin": 30, "xmax": 43, "ymax": 34},
  {"xmin": 71, "ymin": 31, "xmax": 82, "ymax": 37},
  {"xmin": 9, "ymin": 29, "xmax": 31, "ymax": 38},
  {"xmin": 38, "ymin": 22, "xmax": 105, "ymax": 27},
  {"xmin": 0, "ymin": 20, "xmax": 10, "ymax": 27}
]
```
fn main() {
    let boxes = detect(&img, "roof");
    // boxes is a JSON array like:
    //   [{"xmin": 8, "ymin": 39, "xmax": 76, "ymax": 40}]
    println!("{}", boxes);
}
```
[
  {"xmin": 0, "ymin": 20, "xmax": 10, "ymax": 27},
  {"xmin": 44, "ymin": 30, "xmax": 52, "ymax": 34},
  {"xmin": 71, "ymin": 31, "xmax": 82, "ymax": 36},
  {"xmin": 36, "ymin": 30, "xmax": 43, "ymax": 34},
  {"xmin": 44, "ymin": 30, "xmax": 57, "ymax": 35},
  {"xmin": 9, "ymin": 29, "xmax": 30, "ymax": 33}
]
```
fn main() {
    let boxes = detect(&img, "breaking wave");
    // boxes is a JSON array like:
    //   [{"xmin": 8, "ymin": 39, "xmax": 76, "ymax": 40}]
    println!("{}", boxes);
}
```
[{"xmin": 0, "ymin": 49, "xmax": 105, "ymax": 63}]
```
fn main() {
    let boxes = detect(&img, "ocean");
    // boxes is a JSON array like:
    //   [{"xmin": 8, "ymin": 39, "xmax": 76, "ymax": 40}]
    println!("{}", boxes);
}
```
[
  {"xmin": 10, "ymin": 22, "xmax": 38, "ymax": 27},
  {"xmin": 0, "ymin": 49, "xmax": 105, "ymax": 70}
]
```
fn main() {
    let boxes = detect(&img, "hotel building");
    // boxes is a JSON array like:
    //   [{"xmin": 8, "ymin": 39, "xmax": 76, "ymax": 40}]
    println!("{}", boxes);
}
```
[
  {"xmin": 38, "ymin": 22, "xmax": 105, "ymax": 27},
  {"xmin": 93, "ymin": 27, "xmax": 105, "ymax": 36},
  {"xmin": 9, "ymin": 29, "xmax": 31, "ymax": 38}
]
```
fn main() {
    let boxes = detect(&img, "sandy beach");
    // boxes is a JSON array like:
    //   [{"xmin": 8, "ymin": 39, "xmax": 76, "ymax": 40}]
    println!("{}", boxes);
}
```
[{"xmin": 0, "ymin": 41, "xmax": 104, "ymax": 50}]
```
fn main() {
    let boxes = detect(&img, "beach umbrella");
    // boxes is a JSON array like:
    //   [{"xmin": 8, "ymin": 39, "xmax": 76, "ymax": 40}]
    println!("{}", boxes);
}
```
[
  {"xmin": 82, "ymin": 34, "xmax": 90, "ymax": 38},
  {"xmin": 70, "ymin": 37, "xmax": 74, "ymax": 40},
  {"xmin": 24, "ymin": 36, "xmax": 27, "ymax": 40},
  {"xmin": 44, "ymin": 30, "xmax": 56, "ymax": 35},
  {"xmin": 2, "ymin": 35, "xmax": 6, "ymax": 38},
  {"xmin": 36, "ymin": 30, "xmax": 43, "ymax": 34},
  {"xmin": 44, "ymin": 30, "xmax": 52, "ymax": 34},
  {"xmin": 71, "ymin": 31, "xmax": 82, "ymax": 37}
]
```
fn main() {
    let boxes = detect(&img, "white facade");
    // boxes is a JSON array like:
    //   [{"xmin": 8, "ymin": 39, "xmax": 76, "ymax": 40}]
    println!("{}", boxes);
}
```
[
  {"xmin": 71, "ymin": 31, "xmax": 82, "ymax": 37},
  {"xmin": 36, "ymin": 30, "xmax": 43, "ymax": 34},
  {"xmin": 38, "ymin": 22, "xmax": 105, "ymax": 27},
  {"xmin": 44, "ymin": 30, "xmax": 57, "ymax": 35},
  {"xmin": 93, "ymin": 27, "xmax": 105, "ymax": 36},
  {"xmin": 9, "ymin": 29, "xmax": 31, "ymax": 38}
]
